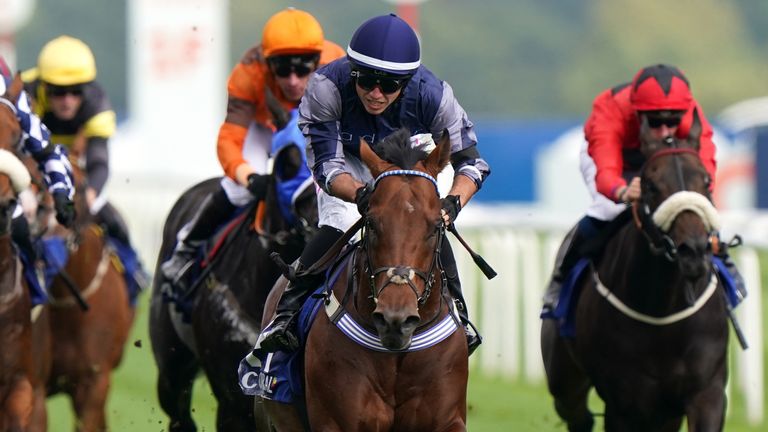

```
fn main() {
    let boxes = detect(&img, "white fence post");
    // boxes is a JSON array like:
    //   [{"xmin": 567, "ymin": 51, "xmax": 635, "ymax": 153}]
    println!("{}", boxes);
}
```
[{"xmin": 737, "ymin": 248, "xmax": 765, "ymax": 425}]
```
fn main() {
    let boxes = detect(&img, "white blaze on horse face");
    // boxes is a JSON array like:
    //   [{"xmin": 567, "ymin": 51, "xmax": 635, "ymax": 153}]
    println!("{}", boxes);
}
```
[
  {"xmin": 405, "ymin": 201, "xmax": 415, "ymax": 214},
  {"xmin": 386, "ymin": 267, "xmax": 415, "ymax": 285}
]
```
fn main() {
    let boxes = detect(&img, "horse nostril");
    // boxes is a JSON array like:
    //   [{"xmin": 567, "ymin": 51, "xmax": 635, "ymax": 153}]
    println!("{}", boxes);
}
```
[
  {"xmin": 372, "ymin": 312, "xmax": 386, "ymax": 330},
  {"xmin": 402, "ymin": 315, "xmax": 420, "ymax": 332}
]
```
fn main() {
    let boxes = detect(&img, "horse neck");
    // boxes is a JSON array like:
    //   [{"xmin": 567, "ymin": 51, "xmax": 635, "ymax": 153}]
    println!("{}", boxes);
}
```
[
  {"xmin": 600, "ymin": 223, "xmax": 706, "ymax": 314},
  {"xmin": 0, "ymin": 234, "xmax": 17, "ymax": 295}
]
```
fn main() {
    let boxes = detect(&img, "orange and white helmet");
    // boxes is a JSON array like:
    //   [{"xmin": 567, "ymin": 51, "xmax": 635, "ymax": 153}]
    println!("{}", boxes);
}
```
[{"xmin": 262, "ymin": 8, "xmax": 324, "ymax": 59}]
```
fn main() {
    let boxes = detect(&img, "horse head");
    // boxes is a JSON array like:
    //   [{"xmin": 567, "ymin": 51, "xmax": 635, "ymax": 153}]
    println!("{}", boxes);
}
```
[
  {"xmin": 358, "ymin": 128, "xmax": 451, "ymax": 350},
  {"xmin": 639, "ymin": 107, "xmax": 702, "ymax": 157},
  {"xmin": 0, "ymin": 75, "xmax": 31, "ymax": 235},
  {"xmin": 257, "ymin": 89, "xmax": 317, "ymax": 246},
  {"xmin": 636, "ymin": 141, "xmax": 718, "ymax": 280}
]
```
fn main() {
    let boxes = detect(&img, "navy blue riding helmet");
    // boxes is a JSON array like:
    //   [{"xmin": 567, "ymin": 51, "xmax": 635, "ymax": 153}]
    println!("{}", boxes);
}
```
[{"xmin": 346, "ymin": 13, "xmax": 421, "ymax": 76}]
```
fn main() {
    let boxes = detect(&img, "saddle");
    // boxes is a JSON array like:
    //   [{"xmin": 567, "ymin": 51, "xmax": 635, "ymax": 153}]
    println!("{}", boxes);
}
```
[
  {"xmin": 162, "ymin": 206, "xmax": 251, "ymax": 319},
  {"xmin": 19, "ymin": 227, "xmax": 145, "ymax": 308}
]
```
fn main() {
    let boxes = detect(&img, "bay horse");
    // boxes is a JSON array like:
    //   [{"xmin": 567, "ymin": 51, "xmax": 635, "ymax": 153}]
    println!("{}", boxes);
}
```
[
  {"xmin": 263, "ymin": 129, "xmax": 468, "ymax": 431},
  {"xmin": 541, "ymin": 120, "xmax": 729, "ymax": 431},
  {"xmin": 149, "ymin": 145, "xmax": 317, "ymax": 429},
  {"xmin": 43, "ymin": 152, "xmax": 136, "ymax": 431},
  {"xmin": 0, "ymin": 73, "xmax": 51, "ymax": 432}
]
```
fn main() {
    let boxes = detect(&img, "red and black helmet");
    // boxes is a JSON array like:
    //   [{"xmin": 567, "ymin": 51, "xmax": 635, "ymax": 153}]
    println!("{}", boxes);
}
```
[{"xmin": 630, "ymin": 64, "xmax": 692, "ymax": 111}]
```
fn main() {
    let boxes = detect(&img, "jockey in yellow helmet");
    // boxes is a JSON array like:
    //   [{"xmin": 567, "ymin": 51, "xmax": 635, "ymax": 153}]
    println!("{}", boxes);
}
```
[{"xmin": 23, "ymin": 35, "xmax": 148, "ymax": 290}]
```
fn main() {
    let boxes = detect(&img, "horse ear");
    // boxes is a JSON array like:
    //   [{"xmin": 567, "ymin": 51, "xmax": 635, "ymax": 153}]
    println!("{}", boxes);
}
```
[
  {"xmin": 5, "ymin": 73, "xmax": 23, "ymax": 103},
  {"xmin": 360, "ymin": 138, "xmax": 388, "ymax": 177},
  {"xmin": 424, "ymin": 129, "xmax": 451, "ymax": 177},
  {"xmin": 264, "ymin": 86, "xmax": 290, "ymax": 130},
  {"xmin": 685, "ymin": 107, "xmax": 702, "ymax": 151},
  {"xmin": 638, "ymin": 115, "xmax": 663, "ymax": 158}
]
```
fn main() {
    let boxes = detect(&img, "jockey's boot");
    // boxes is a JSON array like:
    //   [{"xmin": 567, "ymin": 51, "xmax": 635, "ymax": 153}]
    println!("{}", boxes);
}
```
[
  {"xmin": 714, "ymin": 235, "xmax": 747, "ymax": 300},
  {"xmin": 441, "ymin": 241, "xmax": 482, "ymax": 356},
  {"xmin": 12, "ymin": 215, "xmax": 45, "ymax": 287},
  {"xmin": 160, "ymin": 189, "xmax": 236, "ymax": 298},
  {"xmin": 542, "ymin": 216, "xmax": 602, "ymax": 315},
  {"xmin": 258, "ymin": 226, "xmax": 344, "ymax": 353},
  {"xmin": 96, "ymin": 203, "xmax": 150, "ymax": 291}
]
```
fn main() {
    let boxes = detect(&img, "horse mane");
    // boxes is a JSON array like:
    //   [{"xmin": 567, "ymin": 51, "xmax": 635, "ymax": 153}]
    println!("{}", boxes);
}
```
[{"xmin": 374, "ymin": 128, "xmax": 427, "ymax": 170}]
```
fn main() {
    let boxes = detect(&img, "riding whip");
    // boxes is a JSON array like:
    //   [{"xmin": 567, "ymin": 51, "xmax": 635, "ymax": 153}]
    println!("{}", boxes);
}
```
[
  {"xmin": 57, "ymin": 269, "xmax": 90, "ymax": 311},
  {"xmin": 447, "ymin": 224, "xmax": 497, "ymax": 280}
]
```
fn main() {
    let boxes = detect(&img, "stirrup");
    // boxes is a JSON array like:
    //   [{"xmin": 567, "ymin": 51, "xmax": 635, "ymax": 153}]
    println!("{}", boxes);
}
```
[
  {"xmin": 467, "ymin": 331, "xmax": 482, "ymax": 357},
  {"xmin": 462, "ymin": 319, "xmax": 483, "ymax": 357}
]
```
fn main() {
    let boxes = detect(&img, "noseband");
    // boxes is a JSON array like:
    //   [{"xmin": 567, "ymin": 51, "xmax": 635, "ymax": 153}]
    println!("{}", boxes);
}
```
[{"xmin": 363, "ymin": 169, "xmax": 444, "ymax": 306}]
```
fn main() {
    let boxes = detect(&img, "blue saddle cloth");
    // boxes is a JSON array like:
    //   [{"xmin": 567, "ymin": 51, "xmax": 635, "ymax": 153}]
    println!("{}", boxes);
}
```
[
  {"xmin": 541, "ymin": 256, "xmax": 745, "ymax": 338},
  {"xmin": 238, "ymin": 249, "xmax": 353, "ymax": 403},
  {"xmin": 106, "ymin": 237, "xmax": 144, "ymax": 306},
  {"xmin": 20, "ymin": 235, "xmax": 145, "ymax": 307},
  {"xmin": 238, "ymin": 289, "xmax": 325, "ymax": 403}
]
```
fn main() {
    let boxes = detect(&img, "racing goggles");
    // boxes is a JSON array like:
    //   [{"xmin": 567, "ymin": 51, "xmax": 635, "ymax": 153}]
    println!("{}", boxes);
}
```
[
  {"xmin": 646, "ymin": 116, "xmax": 682, "ymax": 128},
  {"xmin": 642, "ymin": 110, "xmax": 684, "ymax": 129},
  {"xmin": 48, "ymin": 85, "xmax": 84, "ymax": 97},
  {"xmin": 351, "ymin": 70, "xmax": 408, "ymax": 94},
  {"xmin": 269, "ymin": 55, "xmax": 318, "ymax": 78}
]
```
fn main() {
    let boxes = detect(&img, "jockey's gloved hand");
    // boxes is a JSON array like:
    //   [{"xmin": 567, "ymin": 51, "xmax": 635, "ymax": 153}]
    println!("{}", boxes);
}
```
[
  {"xmin": 440, "ymin": 195, "xmax": 461, "ymax": 226},
  {"xmin": 355, "ymin": 184, "xmax": 373, "ymax": 216},
  {"xmin": 53, "ymin": 192, "xmax": 76, "ymax": 228},
  {"xmin": 247, "ymin": 173, "xmax": 268, "ymax": 200}
]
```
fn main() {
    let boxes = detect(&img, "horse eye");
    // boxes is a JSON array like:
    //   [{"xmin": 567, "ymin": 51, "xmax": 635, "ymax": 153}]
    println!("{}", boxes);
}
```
[{"xmin": 642, "ymin": 179, "xmax": 658, "ymax": 195}]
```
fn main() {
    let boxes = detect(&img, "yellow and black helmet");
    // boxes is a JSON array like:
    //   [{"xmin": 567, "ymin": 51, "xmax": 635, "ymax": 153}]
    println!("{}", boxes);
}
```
[{"xmin": 37, "ymin": 36, "xmax": 97, "ymax": 86}]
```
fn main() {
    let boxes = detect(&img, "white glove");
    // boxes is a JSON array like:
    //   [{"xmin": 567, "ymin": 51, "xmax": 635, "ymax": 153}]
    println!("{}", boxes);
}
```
[{"xmin": 410, "ymin": 133, "xmax": 435, "ymax": 154}]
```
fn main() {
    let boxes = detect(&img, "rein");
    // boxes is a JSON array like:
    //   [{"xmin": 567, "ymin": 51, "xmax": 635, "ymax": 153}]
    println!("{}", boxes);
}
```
[
  {"xmin": 364, "ymin": 169, "xmax": 442, "ymax": 307},
  {"xmin": 49, "ymin": 244, "xmax": 111, "ymax": 308}
]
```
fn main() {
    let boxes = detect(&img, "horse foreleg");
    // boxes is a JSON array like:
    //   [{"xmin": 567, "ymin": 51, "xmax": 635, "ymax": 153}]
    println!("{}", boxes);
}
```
[
  {"xmin": 26, "ymin": 383, "xmax": 48, "ymax": 432},
  {"xmin": 71, "ymin": 370, "xmax": 110, "ymax": 432},
  {"xmin": 3, "ymin": 378, "xmax": 33, "ymax": 431},
  {"xmin": 685, "ymin": 385, "xmax": 726, "ymax": 432},
  {"xmin": 263, "ymin": 399, "xmax": 305, "ymax": 432},
  {"xmin": 541, "ymin": 320, "xmax": 594, "ymax": 432},
  {"xmin": 156, "ymin": 358, "xmax": 199, "ymax": 432}
]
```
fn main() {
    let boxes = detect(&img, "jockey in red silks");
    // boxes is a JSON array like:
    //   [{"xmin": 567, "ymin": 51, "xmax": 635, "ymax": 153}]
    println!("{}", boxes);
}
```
[
  {"xmin": 542, "ymin": 64, "xmax": 744, "ymax": 313},
  {"xmin": 159, "ymin": 8, "xmax": 345, "ymax": 297}
]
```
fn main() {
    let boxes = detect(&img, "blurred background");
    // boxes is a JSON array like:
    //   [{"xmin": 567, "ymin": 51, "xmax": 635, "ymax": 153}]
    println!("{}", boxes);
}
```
[{"xmin": 3, "ymin": 0, "xmax": 767, "ymax": 430}]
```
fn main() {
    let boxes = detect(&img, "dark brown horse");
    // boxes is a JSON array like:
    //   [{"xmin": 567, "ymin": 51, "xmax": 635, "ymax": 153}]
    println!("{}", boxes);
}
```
[
  {"xmin": 263, "ymin": 130, "xmax": 468, "ymax": 431},
  {"xmin": 541, "ymin": 124, "xmax": 729, "ymax": 431},
  {"xmin": 43, "ymin": 154, "xmax": 135, "ymax": 431},
  {"xmin": 0, "ymin": 74, "xmax": 50, "ymax": 432},
  {"xmin": 149, "ymin": 144, "xmax": 317, "ymax": 431}
]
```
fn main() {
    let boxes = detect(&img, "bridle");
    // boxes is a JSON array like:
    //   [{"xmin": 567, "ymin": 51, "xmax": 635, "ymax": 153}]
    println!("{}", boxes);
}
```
[
  {"xmin": 361, "ymin": 169, "xmax": 445, "ymax": 306},
  {"xmin": 632, "ymin": 147, "xmax": 714, "ymax": 261}
]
